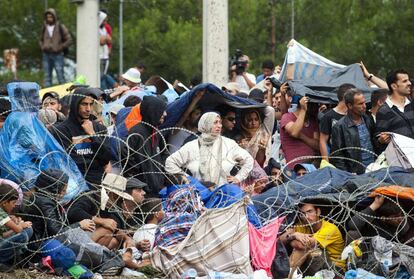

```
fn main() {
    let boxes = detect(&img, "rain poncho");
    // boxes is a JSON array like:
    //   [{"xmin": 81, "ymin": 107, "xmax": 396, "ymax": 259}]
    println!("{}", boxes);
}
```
[{"xmin": 0, "ymin": 82, "xmax": 87, "ymax": 200}]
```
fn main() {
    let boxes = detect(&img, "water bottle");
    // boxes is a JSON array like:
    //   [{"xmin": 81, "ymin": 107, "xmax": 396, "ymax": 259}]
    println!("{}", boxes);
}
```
[{"xmin": 180, "ymin": 268, "xmax": 197, "ymax": 279}]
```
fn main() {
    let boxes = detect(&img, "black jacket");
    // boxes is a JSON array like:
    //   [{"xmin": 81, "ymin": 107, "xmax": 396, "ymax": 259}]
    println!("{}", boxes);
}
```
[
  {"xmin": 50, "ymin": 88, "xmax": 113, "ymax": 185},
  {"xmin": 331, "ymin": 114, "xmax": 376, "ymax": 174},
  {"xmin": 124, "ymin": 96, "xmax": 167, "ymax": 196},
  {"xmin": 348, "ymin": 206, "xmax": 414, "ymax": 246},
  {"xmin": 66, "ymin": 192, "xmax": 100, "ymax": 224}
]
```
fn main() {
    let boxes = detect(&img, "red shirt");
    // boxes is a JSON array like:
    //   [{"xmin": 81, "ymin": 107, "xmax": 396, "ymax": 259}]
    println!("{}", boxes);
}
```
[{"xmin": 280, "ymin": 112, "xmax": 318, "ymax": 168}]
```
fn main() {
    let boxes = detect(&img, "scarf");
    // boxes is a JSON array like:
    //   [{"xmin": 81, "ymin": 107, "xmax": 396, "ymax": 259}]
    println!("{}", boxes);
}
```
[
  {"xmin": 240, "ymin": 110, "xmax": 271, "ymax": 166},
  {"xmin": 197, "ymin": 112, "xmax": 223, "ymax": 185}
]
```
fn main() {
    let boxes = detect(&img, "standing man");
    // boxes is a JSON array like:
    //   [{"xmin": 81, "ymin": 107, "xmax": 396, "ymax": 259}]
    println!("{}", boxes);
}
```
[
  {"xmin": 40, "ymin": 8, "xmax": 72, "ymax": 87},
  {"xmin": 99, "ymin": 11, "xmax": 111, "ymax": 75},
  {"xmin": 318, "ymin": 84, "xmax": 355, "ymax": 161},
  {"xmin": 256, "ymin": 60, "xmax": 275, "ymax": 83},
  {"xmin": 331, "ymin": 89, "xmax": 376, "ymax": 174},
  {"xmin": 376, "ymin": 69, "xmax": 414, "ymax": 151},
  {"xmin": 230, "ymin": 55, "xmax": 256, "ymax": 92}
]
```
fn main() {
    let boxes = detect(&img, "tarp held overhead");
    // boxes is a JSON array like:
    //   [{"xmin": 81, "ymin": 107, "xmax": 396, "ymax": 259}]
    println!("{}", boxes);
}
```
[{"xmin": 279, "ymin": 39, "xmax": 374, "ymax": 104}]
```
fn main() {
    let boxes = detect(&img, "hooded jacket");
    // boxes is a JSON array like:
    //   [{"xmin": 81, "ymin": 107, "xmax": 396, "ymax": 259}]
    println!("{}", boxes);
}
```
[
  {"xmin": 124, "ymin": 96, "xmax": 167, "ymax": 196},
  {"xmin": 40, "ymin": 8, "xmax": 72, "ymax": 54},
  {"xmin": 50, "ymin": 88, "xmax": 112, "ymax": 185},
  {"xmin": 24, "ymin": 169, "xmax": 79, "ymax": 244}
]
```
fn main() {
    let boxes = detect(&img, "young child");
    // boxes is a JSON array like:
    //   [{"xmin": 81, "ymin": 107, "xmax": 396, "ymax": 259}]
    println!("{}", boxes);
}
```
[
  {"xmin": 0, "ymin": 182, "xmax": 33, "ymax": 268},
  {"xmin": 133, "ymin": 198, "xmax": 164, "ymax": 250}
]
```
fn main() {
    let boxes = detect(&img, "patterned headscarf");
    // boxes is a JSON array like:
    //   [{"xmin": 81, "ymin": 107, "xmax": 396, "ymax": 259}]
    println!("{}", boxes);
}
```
[{"xmin": 154, "ymin": 187, "xmax": 203, "ymax": 247}]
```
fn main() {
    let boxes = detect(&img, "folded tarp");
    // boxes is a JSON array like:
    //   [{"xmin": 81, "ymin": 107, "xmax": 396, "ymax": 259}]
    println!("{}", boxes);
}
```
[
  {"xmin": 385, "ymin": 133, "xmax": 414, "ymax": 169},
  {"xmin": 370, "ymin": 185, "xmax": 414, "ymax": 200},
  {"xmin": 148, "ymin": 199, "xmax": 253, "ymax": 278}
]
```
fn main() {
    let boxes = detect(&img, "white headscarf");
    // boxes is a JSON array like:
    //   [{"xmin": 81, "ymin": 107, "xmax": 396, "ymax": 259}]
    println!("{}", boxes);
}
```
[{"xmin": 197, "ymin": 112, "xmax": 222, "ymax": 184}]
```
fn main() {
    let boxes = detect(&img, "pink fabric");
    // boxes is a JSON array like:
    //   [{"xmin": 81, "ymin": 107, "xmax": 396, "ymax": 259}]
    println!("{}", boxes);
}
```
[
  {"xmin": 280, "ymin": 112, "xmax": 318, "ymax": 168},
  {"xmin": 248, "ymin": 216, "xmax": 285, "ymax": 276}
]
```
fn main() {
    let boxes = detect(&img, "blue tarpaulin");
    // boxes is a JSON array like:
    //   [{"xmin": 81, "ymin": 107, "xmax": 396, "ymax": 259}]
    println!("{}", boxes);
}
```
[{"xmin": 0, "ymin": 82, "xmax": 88, "ymax": 200}]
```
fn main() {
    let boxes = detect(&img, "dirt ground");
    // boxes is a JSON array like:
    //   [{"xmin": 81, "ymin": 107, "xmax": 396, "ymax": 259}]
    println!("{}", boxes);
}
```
[{"xmin": 0, "ymin": 269, "xmax": 150, "ymax": 279}]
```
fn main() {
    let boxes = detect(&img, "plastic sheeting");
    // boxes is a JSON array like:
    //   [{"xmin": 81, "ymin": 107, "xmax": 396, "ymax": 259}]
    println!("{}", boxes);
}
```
[{"xmin": 0, "ymin": 82, "xmax": 88, "ymax": 200}]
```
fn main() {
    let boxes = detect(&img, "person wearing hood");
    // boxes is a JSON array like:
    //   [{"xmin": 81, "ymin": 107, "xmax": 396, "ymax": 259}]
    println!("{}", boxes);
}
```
[
  {"xmin": 50, "ymin": 87, "xmax": 113, "ymax": 186},
  {"xmin": 124, "ymin": 96, "xmax": 167, "ymax": 197},
  {"xmin": 39, "ymin": 8, "xmax": 72, "ymax": 87},
  {"xmin": 165, "ymin": 112, "xmax": 254, "ymax": 187},
  {"xmin": 23, "ymin": 169, "xmax": 95, "ymax": 247}
]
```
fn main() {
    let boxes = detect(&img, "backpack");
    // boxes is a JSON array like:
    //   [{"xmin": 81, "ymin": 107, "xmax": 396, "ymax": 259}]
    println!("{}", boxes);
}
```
[
  {"xmin": 58, "ymin": 24, "xmax": 70, "ymax": 56},
  {"xmin": 40, "ymin": 239, "xmax": 76, "ymax": 270}
]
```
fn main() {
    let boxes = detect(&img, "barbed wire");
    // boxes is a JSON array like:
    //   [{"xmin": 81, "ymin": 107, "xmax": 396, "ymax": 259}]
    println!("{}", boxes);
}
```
[{"xmin": 0, "ymin": 100, "xmax": 414, "ymax": 278}]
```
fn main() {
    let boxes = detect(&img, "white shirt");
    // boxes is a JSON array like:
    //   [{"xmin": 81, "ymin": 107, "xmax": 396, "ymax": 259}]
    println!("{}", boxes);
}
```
[
  {"xmin": 235, "ymin": 73, "xmax": 256, "ymax": 93},
  {"xmin": 99, "ymin": 27, "xmax": 109, "ymax": 59},
  {"xmin": 165, "ymin": 136, "xmax": 254, "ymax": 185},
  {"xmin": 47, "ymin": 25, "xmax": 55, "ymax": 37},
  {"xmin": 133, "ymin": 224, "xmax": 158, "ymax": 249},
  {"xmin": 386, "ymin": 96, "xmax": 410, "ymax": 113}
]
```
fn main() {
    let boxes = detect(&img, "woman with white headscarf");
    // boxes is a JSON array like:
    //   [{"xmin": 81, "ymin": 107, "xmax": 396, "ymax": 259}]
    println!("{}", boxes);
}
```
[{"xmin": 165, "ymin": 112, "xmax": 254, "ymax": 186}]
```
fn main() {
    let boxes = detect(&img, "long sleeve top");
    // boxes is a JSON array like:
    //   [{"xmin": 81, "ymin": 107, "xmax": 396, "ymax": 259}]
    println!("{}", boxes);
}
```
[{"xmin": 165, "ymin": 136, "xmax": 254, "ymax": 185}]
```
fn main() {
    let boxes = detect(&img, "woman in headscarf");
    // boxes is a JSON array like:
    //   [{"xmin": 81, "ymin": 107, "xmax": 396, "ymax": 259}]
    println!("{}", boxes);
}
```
[
  {"xmin": 165, "ymin": 112, "xmax": 254, "ymax": 186},
  {"xmin": 236, "ymin": 109, "xmax": 272, "ymax": 167}
]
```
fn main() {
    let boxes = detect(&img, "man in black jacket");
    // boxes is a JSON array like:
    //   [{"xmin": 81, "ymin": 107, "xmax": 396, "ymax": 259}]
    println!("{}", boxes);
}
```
[
  {"xmin": 124, "ymin": 95, "xmax": 167, "ymax": 197},
  {"xmin": 50, "ymin": 87, "xmax": 113, "ymax": 187},
  {"xmin": 331, "ymin": 88, "xmax": 376, "ymax": 174},
  {"xmin": 375, "ymin": 69, "xmax": 414, "ymax": 152}
]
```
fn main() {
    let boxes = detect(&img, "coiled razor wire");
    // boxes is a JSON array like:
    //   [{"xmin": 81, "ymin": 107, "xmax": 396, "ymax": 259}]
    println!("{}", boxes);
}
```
[{"xmin": 0, "ymin": 102, "xmax": 414, "ymax": 278}]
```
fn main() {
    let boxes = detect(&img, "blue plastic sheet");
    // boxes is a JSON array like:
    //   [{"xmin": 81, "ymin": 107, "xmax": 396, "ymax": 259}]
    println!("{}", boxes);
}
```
[{"xmin": 0, "ymin": 82, "xmax": 88, "ymax": 200}]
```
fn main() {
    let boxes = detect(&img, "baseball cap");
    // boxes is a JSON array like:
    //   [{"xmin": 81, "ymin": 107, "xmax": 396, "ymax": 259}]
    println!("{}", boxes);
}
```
[
  {"xmin": 42, "ymin": 91, "xmax": 60, "ymax": 103},
  {"xmin": 122, "ymin": 68, "xmax": 141, "ymax": 84}
]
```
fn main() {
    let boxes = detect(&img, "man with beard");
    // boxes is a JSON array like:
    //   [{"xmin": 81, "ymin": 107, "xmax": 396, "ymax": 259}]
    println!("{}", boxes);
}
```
[
  {"xmin": 50, "ymin": 87, "xmax": 112, "ymax": 186},
  {"xmin": 39, "ymin": 8, "xmax": 72, "ymax": 86},
  {"xmin": 376, "ymin": 69, "xmax": 414, "ymax": 152}
]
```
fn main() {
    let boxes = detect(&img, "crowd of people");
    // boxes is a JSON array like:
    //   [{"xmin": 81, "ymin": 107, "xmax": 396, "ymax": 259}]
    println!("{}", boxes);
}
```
[{"xmin": 0, "ymin": 7, "xmax": 413, "ymax": 279}]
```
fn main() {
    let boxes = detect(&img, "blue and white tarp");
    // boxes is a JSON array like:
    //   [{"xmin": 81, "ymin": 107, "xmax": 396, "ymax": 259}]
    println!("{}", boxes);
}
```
[{"xmin": 279, "ymin": 39, "xmax": 345, "ymax": 82}]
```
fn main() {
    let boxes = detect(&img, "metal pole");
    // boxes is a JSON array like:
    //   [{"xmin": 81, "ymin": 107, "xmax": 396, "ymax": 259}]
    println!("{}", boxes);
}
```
[
  {"xmin": 44, "ymin": 0, "xmax": 48, "ymax": 10},
  {"xmin": 119, "ymin": 0, "xmax": 124, "ymax": 76},
  {"xmin": 291, "ymin": 0, "xmax": 295, "ymax": 39}
]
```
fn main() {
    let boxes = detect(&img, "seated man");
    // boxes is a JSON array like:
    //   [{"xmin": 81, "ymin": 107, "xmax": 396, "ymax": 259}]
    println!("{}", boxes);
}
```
[
  {"xmin": 281, "ymin": 203, "xmax": 345, "ymax": 276},
  {"xmin": 347, "ymin": 195, "xmax": 414, "ymax": 247}
]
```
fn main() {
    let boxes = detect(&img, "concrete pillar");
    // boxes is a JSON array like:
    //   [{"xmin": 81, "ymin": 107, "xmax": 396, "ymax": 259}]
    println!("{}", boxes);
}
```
[
  {"xmin": 202, "ymin": 0, "xmax": 228, "ymax": 86},
  {"xmin": 76, "ymin": 0, "xmax": 100, "ymax": 87}
]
